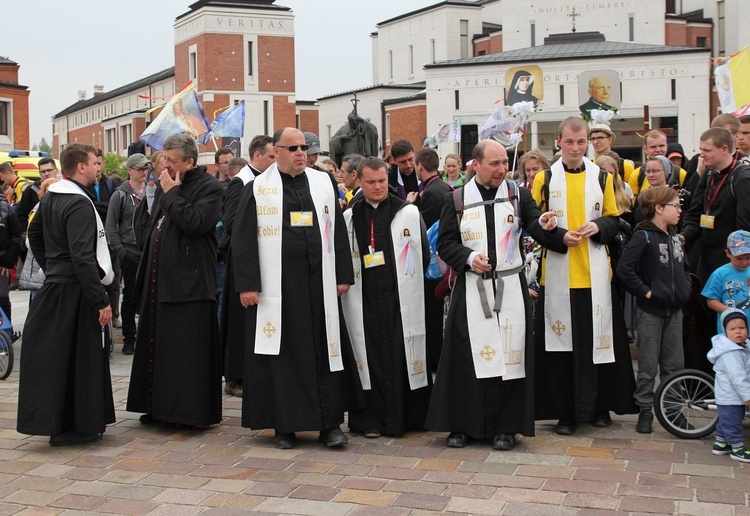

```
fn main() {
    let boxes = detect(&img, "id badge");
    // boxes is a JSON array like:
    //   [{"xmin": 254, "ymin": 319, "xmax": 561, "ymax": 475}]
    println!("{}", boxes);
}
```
[
  {"xmin": 700, "ymin": 214, "xmax": 715, "ymax": 229},
  {"xmin": 290, "ymin": 211, "xmax": 314, "ymax": 227},
  {"xmin": 364, "ymin": 251, "xmax": 386, "ymax": 268}
]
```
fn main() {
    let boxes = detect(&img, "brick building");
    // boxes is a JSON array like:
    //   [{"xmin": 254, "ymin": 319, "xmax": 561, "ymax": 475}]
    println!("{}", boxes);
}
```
[
  {"xmin": 51, "ymin": 0, "xmax": 317, "ymax": 165},
  {"xmin": 0, "ymin": 57, "xmax": 30, "ymax": 152}
]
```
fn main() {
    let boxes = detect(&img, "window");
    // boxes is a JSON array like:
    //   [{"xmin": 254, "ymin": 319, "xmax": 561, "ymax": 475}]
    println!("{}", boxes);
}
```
[
  {"xmin": 385, "ymin": 113, "xmax": 391, "ymax": 146},
  {"xmin": 478, "ymin": 50, "xmax": 486, "ymax": 56},
  {"xmin": 189, "ymin": 50, "xmax": 197, "ymax": 81},
  {"xmin": 559, "ymin": 85, "xmax": 565, "ymax": 106},
  {"xmin": 105, "ymin": 128, "xmax": 116, "ymax": 153},
  {"xmin": 697, "ymin": 36, "xmax": 708, "ymax": 48},
  {"xmin": 0, "ymin": 101, "xmax": 9, "ymax": 136},
  {"xmin": 531, "ymin": 22, "xmax": 536, "ymax": 47},
  {"xmin": 455, "ymin": 90, "xmax": 460, "ymax": 110},
  {"xmin": 460, "ymin": 20, "xmax": 469, "ymax": 59},
  {"xmin": 247, "ymin": 41, "xmax": 254, "ymax": 77},
  {"xmin": 408, "ymin": 45, "xmax": 414, "ymax": 76},
  {"xmin": 718, "ymin": 1, "xmax": 726, "ymax": 56},
  {"xmin": 389, "ymin": 50, "xmax": 394, "ymax": 80},
  {"xmin": 671, "ymin": 79, "xmax": 677, "ymax": 100},
  {"xmin": 628, "ymin": 14, "xmax": 634, "ymax": 42},
  {"xmin": 120, "ymin": 124, "xmax": 132, "ymax": 150},
  {"xmin": 431, "ymin": 39, "xmax": 436, "ymax": 63}
]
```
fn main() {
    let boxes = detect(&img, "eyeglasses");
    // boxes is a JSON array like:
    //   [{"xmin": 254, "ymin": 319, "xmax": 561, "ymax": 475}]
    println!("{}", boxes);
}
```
[
  {"xmin": 665, "ymin": 203, "xmax": 682, "ymax": 211},
  {"xmin": 589, "ymin": 136, "xmax": 610, "ymax": 142},
  {"xmin": 645, "ymin": 169, "xmax": 664, "ymax": 175},
  {"xmin": 276, "ymin": 144, "xmax": 309, "ymax": 152},
  {"xmin": 39, "ymin": 168, "xmax": 56, "ymax": 175}
]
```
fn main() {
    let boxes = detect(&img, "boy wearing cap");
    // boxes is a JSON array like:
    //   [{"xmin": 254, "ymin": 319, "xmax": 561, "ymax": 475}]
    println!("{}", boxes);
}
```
[
  {"xmin": 707, "ymin": 308, "xmax": 750, "ymax": 462},
  {"xmin": 703, "ymin": 230, "xmax": 750, "ymax": 335}
]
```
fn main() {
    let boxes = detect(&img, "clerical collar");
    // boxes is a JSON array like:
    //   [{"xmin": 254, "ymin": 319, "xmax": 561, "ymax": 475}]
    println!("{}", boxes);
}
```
[
  {"xmin": 562, "ymin": 162, "xmax": 584, "ymax": 173},
  {"xmin": 367, "ymin": 202, "xmax": 380, "ymax": 209}
]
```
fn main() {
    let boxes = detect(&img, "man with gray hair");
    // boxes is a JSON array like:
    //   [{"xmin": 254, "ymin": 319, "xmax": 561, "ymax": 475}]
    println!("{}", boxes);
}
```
[
  {"xmin": 127, "ymin": 132, "xmax": 224, "ymax": 427},
  {"xmin": 340, "ymin": 153, "xmax": 364, "ymax": 206}
]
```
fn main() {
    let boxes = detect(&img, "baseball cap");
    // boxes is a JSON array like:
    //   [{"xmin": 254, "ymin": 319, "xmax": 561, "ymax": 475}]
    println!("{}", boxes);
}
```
[
  {"xmin": 727, "ymin": 230, "xmax": 750, "ymax": 256},
  {"xmin": 126, "ymin": 153, "xmax": 149, "ymax": 169},
  {"xmin": 589, "ymin": 124, "xmax": 615, "ymax": 142},
  {"xmin": 303, "ymin": 132, "xmax": 322, "ymax": 155}
]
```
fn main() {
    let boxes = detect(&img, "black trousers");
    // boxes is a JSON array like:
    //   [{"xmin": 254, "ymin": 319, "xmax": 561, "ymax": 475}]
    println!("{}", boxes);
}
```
[{"xmin": 120, "ymin": 253, "xmax": 141, "ymax": 345}]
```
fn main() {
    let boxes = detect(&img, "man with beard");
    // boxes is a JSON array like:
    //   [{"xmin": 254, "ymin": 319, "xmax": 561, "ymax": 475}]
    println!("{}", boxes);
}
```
[
  {"xmin": 127, "ymin": 133, "xmax": 223, "ymax": 427},
  {"xmin": 232, "ymin": 127, "xmax": 362, "ymax": 449},
  {"xmin": 388, "ymin": 139, "xmax": 419, "ymax": 200},
  {"xmin": 342, "ymin": 157, "xmax": 431, "ymax": 438},
  {"xmin": 18, "ymin": 143, "xmax": 115, "ymax": 445},
  {"xmin": 426, "ymin": 139, "xmax": 562, "ymax": 450}
]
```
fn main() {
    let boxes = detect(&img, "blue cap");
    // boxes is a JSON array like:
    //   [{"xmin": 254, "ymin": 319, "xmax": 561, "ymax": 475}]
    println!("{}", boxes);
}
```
[{"xmin": 727, "ymin": 230, "xmax": 750, "ymax": 256}]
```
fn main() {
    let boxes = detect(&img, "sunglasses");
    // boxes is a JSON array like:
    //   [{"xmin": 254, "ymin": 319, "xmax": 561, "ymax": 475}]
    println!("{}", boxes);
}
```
[{"xmin": 277, "ymin": 144, "xmax": 309, "ymax": 152}]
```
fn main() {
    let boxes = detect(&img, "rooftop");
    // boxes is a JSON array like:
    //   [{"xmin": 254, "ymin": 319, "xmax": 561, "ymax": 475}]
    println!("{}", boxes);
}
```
[
  {"xmin": 377, "ymin": 0, "xmax": 495, "ymax": 27},
  {"xmin": 177, "ymin": 0, "xmax": 290, "ymax": 19},
  {"xmin": 318, "ymin": 82, "xmax": 426, "ymax": 101}
]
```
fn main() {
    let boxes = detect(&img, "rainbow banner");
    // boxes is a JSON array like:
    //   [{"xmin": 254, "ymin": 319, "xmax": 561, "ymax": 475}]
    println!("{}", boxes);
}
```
[{"xmin": 139, "ymin": 82, "xmax": 210, "ymax": 150}]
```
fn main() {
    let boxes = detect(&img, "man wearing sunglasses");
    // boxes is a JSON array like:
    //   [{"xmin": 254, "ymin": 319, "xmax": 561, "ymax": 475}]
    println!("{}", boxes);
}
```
[
  {"xmin": 106, "ymin": 153, "xmax": 149, "ymax": 355},
  {"xmin": 233, "ymin": 127, "xmax": 360, "ymax": 449}
]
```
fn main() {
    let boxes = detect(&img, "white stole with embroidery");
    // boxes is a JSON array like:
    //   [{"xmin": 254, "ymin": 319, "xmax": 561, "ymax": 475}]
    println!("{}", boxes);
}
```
[
  {"xmin": 342, "ymin": 203, "xmax": 429, "ymax": 390},
  {"xmin": 253, "ymin": 164, "xmax": 343, "ymax": 372},
  {"xmin": 544, "ymin": 158, "xmax": 615, "ymax": 364},
  {"xmin": 460, "ymin": 178, "xmax": 526, "ymax": 380},
  {"xmin": 48, "ymin": 179, "xmax": 113, "ymax": 285},
  {"xmin": 236, "ymin": 165, "xmax": 256, "ymax": 186}
]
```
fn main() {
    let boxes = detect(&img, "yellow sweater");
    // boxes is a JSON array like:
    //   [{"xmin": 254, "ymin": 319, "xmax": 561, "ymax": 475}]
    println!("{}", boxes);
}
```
[{"xmin": 532, "ymin": 169, "xmax": 618, "ymax": 288}]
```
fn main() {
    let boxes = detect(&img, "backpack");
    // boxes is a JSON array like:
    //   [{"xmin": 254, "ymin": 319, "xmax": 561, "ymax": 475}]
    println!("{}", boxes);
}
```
[{"xmin": 0, "ymin": 199, "xmax": 11, "ymax": 257}]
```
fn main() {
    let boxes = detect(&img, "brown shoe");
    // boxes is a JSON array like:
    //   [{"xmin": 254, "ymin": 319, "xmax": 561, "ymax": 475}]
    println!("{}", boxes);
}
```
[{"xmin": 224, "ymin": 381, "xmax": 243, "ymax": 397}]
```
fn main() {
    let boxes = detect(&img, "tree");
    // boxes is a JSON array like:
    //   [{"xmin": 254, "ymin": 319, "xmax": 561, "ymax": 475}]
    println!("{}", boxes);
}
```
[
  {"xmin": 104, "ymin": 153, "xmax": 127, "ymax": 177},
  {"xmin": 31, "ymin": 144, "xmax": 38, "ymax": 151},
  {"xmin": 38, "ymin": 138, "xmax": 51, "ymax": 154}
]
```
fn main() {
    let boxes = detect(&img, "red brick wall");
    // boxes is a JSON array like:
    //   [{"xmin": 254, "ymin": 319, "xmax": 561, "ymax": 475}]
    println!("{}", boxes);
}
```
[
  {"xmin": 687, "ymin": 26, "xmax": 712, "ymax": 50},
  {"xmin": 258, "ymin": 36, "xmax": 295, "ymax": 93},
  {"xmin": 665, "ymin": 21, "xmax": 688, "ymax": 47},
  {"xmin": 474, "ymin": 34, "xmax": 503, "ymax": 56},
  {"xmin": 384, "ymin": 105, "xmax": 426, "ymax": 154},
  {"xmin": 0, "ymin": 85, "xmax": 29, "ymax": 150},
  {"xmin": 298, "ymin": 109, "xmax": 319, "ymax": 134},
  {"xmin": 0, "ymin": 64, "xmax": 20, "ymax": 85},
  {"xmin": 273, "ymin": 96, "xmax": 297, "ymax": 131}
]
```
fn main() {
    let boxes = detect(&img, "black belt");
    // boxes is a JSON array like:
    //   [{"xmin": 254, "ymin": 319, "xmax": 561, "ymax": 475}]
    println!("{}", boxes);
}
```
[{"xmin": 475, "ymin": 265, "xmax": 524, "ymax": 318}]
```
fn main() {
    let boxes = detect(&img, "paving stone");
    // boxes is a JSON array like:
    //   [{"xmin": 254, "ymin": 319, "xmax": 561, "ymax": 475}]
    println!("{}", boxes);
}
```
[
  {"xmin": 672, "ymin": 463, "xmax": 735, "ymax": 478},
  {"xmin": 2, "ymin": 490, "xmax": 64, "ymax": 507},
  {"xmin": 471, "ymin": 473, "xmax": 545, "ymax": 489},
  {"xmin": 243, "ymin": 481, "xmax": 296, "ymax": 497},
  {"xmin": 140, "ymin": 473, "xmax": 210, "ymax": 490},
  {"xmin": 501, "ymin": 501, "xmax": 577, "ymax": 515},
  {"xmin": 292, "ymin": 472, "xmax": 344, "ymax": 487},
  {"xmin": 567, "ymin": 446, "xmax": 614, "ymax": 458},
  {"xmin": 48, "ymin": 494, "xmax": 106, "ymax": 511},
  {"xmin": 142, "ymin": 503, "xmax": 205, "ymax": 516},
  {"xmin": 445, "ymin": 496, "xmax": 504, "ymax": 515},
  {"xmin": 382, "ymin": 480, "xmax": 447, "ymax": 495},
  {"xmin": 677, "ymin": 501, "xmax": 735, "ymax": 516},
  {"xmin": 688, "ymin": 476, "xmax": 750, "ymax": 491},
  {"xmin": 108, "ymin": 485, "xmax": 165, "ymax": 500},
  {"xmin": 355, "ymin": 455, "xmax": 418, "ymax": 468},
  {"xmin": 289, "ymin": 485, "xmax": 340, "ymax": 501},
  {"xmin": 457, "ymin": 461, "xmax": 517, "ymax": 475},
  {"xmin": 203, "ymin": 493, "xmax": 265, "ymax": 511},
  {"xmin": 189, "ymin": 466, "xmax": 255, "ymax": 480},
  {"xmin": 368, "ymin": 466, "xmax": 426, "ymax": 481},
  {"xmin": 152, "ymin": 487, "xmax": 213, "ymax": 505},
  {"xmin": 637, "ymin": 472, "xmax": 688, "ymax": 487},
  {"xmin": 392, "ymin": 492, "xmax": 449, "ymax": 511},
  {"xmin": 624, "ymin": 460, "xmax": 673, "ymax": 474},
  {"xmin": 514, "ymin": 465, "xmax": 574, "ymax": 479},
  {"xmin": 543, "ymin": 478, "xmax": 617, "ymax": 495},
  {"xmin": 563, "ymin": 492, "xmax": 619, "ymax": 510},
  {"xmin": 486, "ymin": 451, "xmax": 571, "ymax": 467},
  {"xmin": 614, "ymin": 449, "xmax": 686, "ymax": 463},
  {"xmin": 328, "ymin": 464, "xmax": 374, "ymax": 477},
  {"xmin": 573, "ymin": 468, "xmax": 637, "ymax": 484},
  {"xmin": 293, "ymin": 450, "xmax": 361, "ymax": 465},
  {"xmin": 97, "ymin": 470, "xmax": 150, "ymax": 485},
  {"xmin": 414, "ymin": 458, "xmax": 461, "ymax": 471},
  {"xmin": 24, "ymin": 464, "xmax": 75, "ymax": 478},
  {"xmin": 110, "ymin": 459, "xmax": 160, "ymax": 472},
  {"xmin": 334, "ymin": 488, "xmax": 398, "ymax": 506},
  {"xmin": 200, "ymin": 479, "xmax": 253, "ymax": 493},
  {"xmin": 8, "ymin": 476, "xmax": 72, "ymax": 492},
  {"xmin": 438, "ymin": 448, "xmax": 492, "ymax": 461},
  {"xmin": 336, "ymin": 477, "xmax": 388, "ymax": 491},
  {"xmin": 60, "ymin": 480, "xmax": 120, "ymax": 497},
  {"xmin": 423, "ymin": 470, "xmax": 473, "ymax": 484},
  {"xmin": 248, "ymin": 469, "xmax": 297, "ymax": 483},
  {"xmin": 695, "ymin": 488, "xmax": 747, "ymax": 505},
  {"xmin": 93, "ymin": 498, "xmax": 159, "ymax": 515},
  {"xmin": 287, "ymin": 461, "xmax": 332, "ymax": 473},
  {"xmin": 151, "ymin": 462, "xmax": 201, "ymax": 475},
  {"xmin": 492, "ymin": 487, "xmax": 563, "ymax": 506},
  {"xmin": 234, "ymin": 457, "xmax": 292, "ymax": 470},
  {"xmin": 254, "ymin": 497, "xmax": 355, "ymax": 515},
  {"xmin": 618, "ymin": 495, "xmax": 675, "ymax": 513}
]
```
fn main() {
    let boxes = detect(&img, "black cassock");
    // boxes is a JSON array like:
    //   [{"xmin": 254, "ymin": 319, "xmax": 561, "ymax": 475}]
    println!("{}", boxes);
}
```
[
  {"xmin": 127, "ymin": 167, "xmax": 223, "ymax": 426},
  {"xmin": 232, "ymin": 171, "xmax": 363, "ymax": 433},
  {"xmin": 425, "ymin": 184, "xmax": 566, "ymax": 438},
  {"xmin": 346, "ymin": 195, "xmax": 432, "ymax": 436},
  {"xmin": 18, "ymin": 188, "xmax": 115, "ymax": 437}
]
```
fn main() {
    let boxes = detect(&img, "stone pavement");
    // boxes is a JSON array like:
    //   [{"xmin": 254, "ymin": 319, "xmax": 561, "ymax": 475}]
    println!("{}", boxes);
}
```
[{"xmin": 1, "ymin": 291, "xmax": 748, "ymax": 515}]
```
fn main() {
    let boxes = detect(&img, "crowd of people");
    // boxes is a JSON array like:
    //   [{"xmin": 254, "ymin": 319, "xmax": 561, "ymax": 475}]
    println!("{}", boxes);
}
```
[{"xmin": 9, "ymin": 114, "xmax": 750, "ymax": 461}]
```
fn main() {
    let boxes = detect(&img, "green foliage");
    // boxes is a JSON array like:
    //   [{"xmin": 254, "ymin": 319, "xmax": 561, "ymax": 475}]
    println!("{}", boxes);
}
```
[
  {"xmin": 104, "ymin": 153, "xmax": 127, "ymax": 177},
  {"xmin": 31, "ymin": 144, "xmax": 38, "ymax": 151},
  {"xmin": 38, "ymin": 138, "xmax": 51, "ymax": 154}
]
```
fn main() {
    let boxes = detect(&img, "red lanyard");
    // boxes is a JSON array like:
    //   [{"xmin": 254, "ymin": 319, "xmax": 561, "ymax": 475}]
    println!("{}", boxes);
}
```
[
  {"xmin": 369, "ymin": 217, "xmax": 375, "ymax": 252},
  {"xmin": 706, "ymin": 154, "xmax": 738, "ymax": 215}
]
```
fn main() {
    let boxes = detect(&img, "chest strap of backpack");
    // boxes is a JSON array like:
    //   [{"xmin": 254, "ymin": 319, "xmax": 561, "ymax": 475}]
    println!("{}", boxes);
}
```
[{"xmin": 453, "ymin": 180, "xmax": 520, "ymax": 226}]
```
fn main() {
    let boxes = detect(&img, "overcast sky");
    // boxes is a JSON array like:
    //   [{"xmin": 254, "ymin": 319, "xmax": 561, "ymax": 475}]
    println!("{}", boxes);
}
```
[{"xmin": 5, "ymin": 0, "xmax": 431, "ymax": 147}]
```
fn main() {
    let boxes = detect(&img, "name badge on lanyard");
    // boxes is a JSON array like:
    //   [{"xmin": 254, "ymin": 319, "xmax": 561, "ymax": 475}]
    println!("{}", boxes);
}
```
[
  {"xmin": 290, "ymin": 211, "xmax": 314, "ymax": 227},
  {"xmin": 700, "ymin": 214, "xmax": 715, "ymax": 229},
  {"xmin": 364, "ymin": 216, "xmax": 385, "ymax": 268}
]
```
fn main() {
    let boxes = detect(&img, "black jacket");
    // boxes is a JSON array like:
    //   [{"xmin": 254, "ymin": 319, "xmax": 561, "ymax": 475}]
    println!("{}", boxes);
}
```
[
  {"xmin": 15, "ymin": 179, "xmax": 40, "ymax": 231},
  {"xmin": 388, "ymin": 164, "xmax": 419, "ymax": 200},
  {"xmin": 415, "ymin": 174, "xmax": 452, "ymax": 229},
  {"xmin": 617, "ymin": 220, "xmax": 691, "ymax": 316},
  {"xmin": 135, "ymin": 166, "xmax": 223, "ymax": 303},
  {"xmin": 28, "ymin": 182, "xmax": 109, "ymax": 310}
]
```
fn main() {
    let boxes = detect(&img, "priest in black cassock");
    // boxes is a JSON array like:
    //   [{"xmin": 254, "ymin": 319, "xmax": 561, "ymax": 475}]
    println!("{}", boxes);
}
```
[
  {"xmin": 388, "ymin": 139, "xmax": 419, "ymax": 200},
  {"xmin": 126, "ymin": 132, "xmax": 223, "ymax": 427},
  {"xmin": 342, "ymin": 157, "xmax": 432, "ymax": 438},
  {"xmin": 232, "ymin": 128, "xmax": 363, "ymax": 450},
  {"xmin": 18, "ymin": 143, "xmax": 115, "ymax": 446},
  {"xmin": 425, "ymin": 139, "xmax": 564, "ymax": 451},
  {"xmin": 220, "ymin": 135, "xmax": 275, "ymax": 398},
  {"xmin": 409, "ymin": 147, "xmax": 452, "ymax": 372}
]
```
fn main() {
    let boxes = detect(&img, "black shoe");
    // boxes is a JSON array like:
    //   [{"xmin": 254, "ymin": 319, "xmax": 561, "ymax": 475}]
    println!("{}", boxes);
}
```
[
  {"xmin": 122, "ymin": 343, "xmax": 134, "ymax": 355},
  {"xmin": 636, "ymin": 410, "xmax": 653, "ymax": 434},
  {"xmin": 553, "ymin": 418, "xmax": 577, "ymax": 435},
  {"xmin": 592, "ymin": 411, "xmax": 612, "ymax": 428},
  {"xmin": 139, "ymin": 413, "xmax": 156, "ymax": 425},
  {"xmin": 492, "ymin": 433, "xmax": 517, "ymax": 450},
  {"xmin": 272, "ymin": 431, "xmax": 297, "ymax": 449},
  {"xmin": 446, "ymin": 431, "xmax": 471, "ymax": 448},
  {"xmin": 49, "ymin": 431, "xmax": 102, "ymax": 447},
  {"xmin": 318, "ymin": 427, "xmax": 348, "ymax": 447}
]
